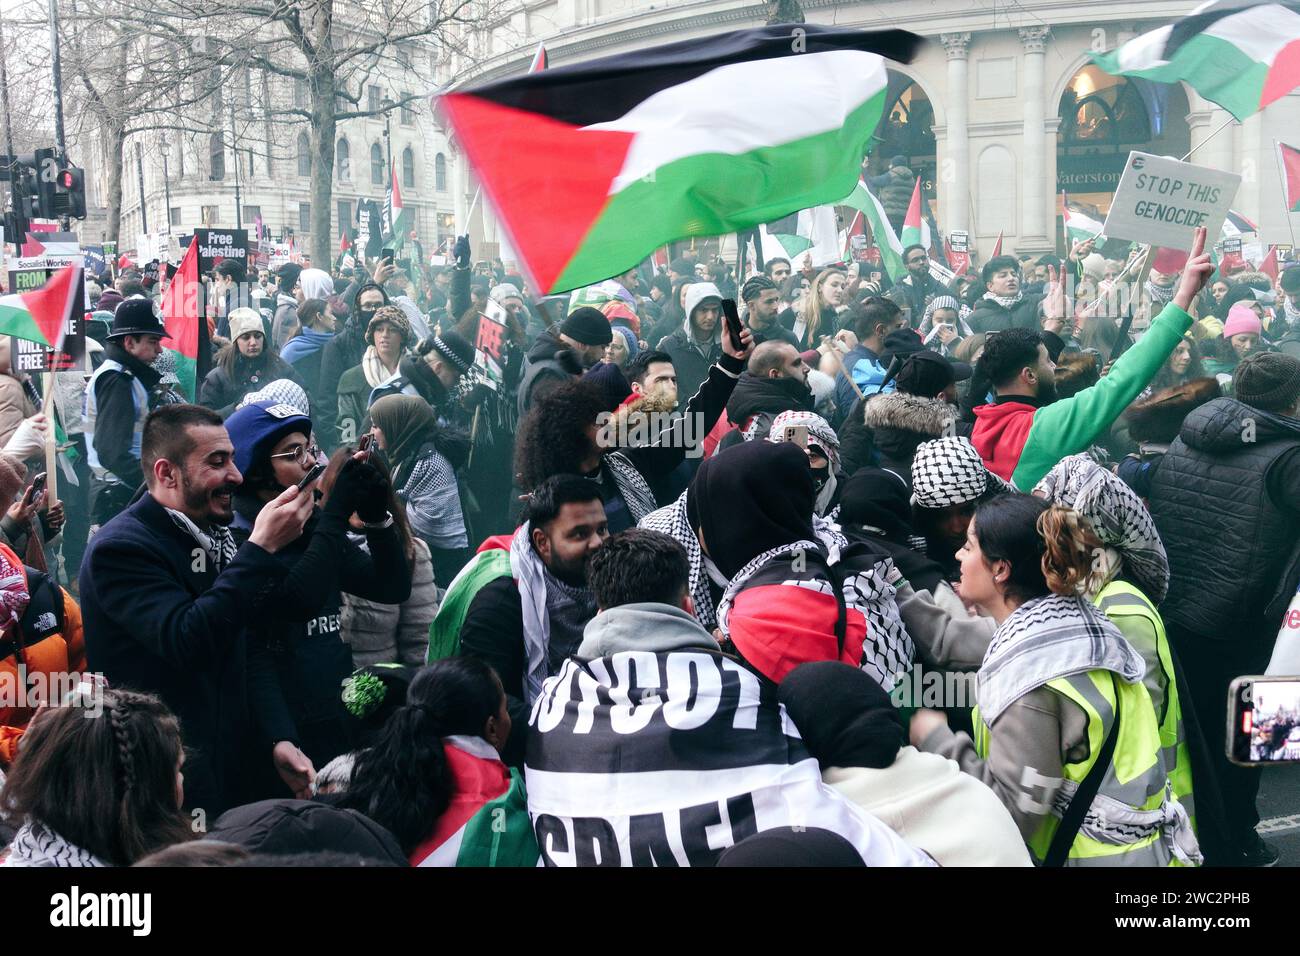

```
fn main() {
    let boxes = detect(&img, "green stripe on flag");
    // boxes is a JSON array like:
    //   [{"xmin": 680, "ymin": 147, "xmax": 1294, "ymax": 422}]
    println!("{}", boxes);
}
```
[
  {"xmin": 551, "ymin": 89, "xmax": 887, "ymax": 291},
  {"xmin": 165, "ymin": 350, "xmax": 198, "ymax": 403},
  {"xmin": 1093, "ymin": 34, "xmax": 1265, "ymax": 122},
  {"xmin": 842, "ymin": 179, "xmax": 905, "ymax": 282},
  {"xmin": 0, "ymin": 301, "xmax": 51, "ymax": 347}
]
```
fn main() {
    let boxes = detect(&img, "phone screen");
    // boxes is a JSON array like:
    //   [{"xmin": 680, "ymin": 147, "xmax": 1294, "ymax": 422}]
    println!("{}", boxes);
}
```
[
  {"xmin": 381, "ymin": 248, "xmax": 394, "ymax": 262},
  {"xmin": 1228, "ymin": 676, "xmax": 1300, "ymax": 765}
]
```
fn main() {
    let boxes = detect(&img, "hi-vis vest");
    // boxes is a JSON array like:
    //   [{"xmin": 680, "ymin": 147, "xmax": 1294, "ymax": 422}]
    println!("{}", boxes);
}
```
[
  {"xmin": 84, "ymin": 360, "xmax": 148, "ymax": 482},
  {"xmin": 974, "ymin": 668, "xmax": 1193, "ymax": 867},
  {"xmin": 1094, "ymin": 580, "xmax": 1195, "ymax": 826}
]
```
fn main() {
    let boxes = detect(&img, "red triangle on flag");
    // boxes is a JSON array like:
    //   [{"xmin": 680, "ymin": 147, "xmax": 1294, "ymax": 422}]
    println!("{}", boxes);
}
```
[
  {"xmin": 1261, "ymin": 245, "xmax": 1280, "ymax": 281},
  {"xmin": 991, "ymin": 231, "xmax": 1003, "ymax": 258},
  {"xmin": 1279, "ymin": 141, "xmax": 1300, "ymax": 213},
  {"xmin": 19, "ymin": 262, "xmax": 79, "ymax": 351},
  {"xmin": 437, "ymin": 92, "xmax": 635, "ymax": 294}
]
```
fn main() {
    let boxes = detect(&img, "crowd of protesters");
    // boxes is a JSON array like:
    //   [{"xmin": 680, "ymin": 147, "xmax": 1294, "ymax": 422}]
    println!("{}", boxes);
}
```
[{"xmin": 0, "ymin": 211, "xmax": 1297, "ymax": 868}]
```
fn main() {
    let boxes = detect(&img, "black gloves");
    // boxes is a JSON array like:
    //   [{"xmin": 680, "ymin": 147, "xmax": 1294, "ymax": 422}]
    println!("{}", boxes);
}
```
[
  {"xmin": 324, "ymin": 457, "xmax": 391, "ymax": 523},
  {"xmin": 454, "ymin": 235, "xmax": 471, "ymax": 271}
]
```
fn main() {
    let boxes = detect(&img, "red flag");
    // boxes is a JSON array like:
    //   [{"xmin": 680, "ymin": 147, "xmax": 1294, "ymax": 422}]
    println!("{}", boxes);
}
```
[
  {"xmin": 1280, "ymin": 141, "xmax": 1300, "ymax": 212},
  {"xmin": 159, "ymin": 241, "xmax": 208, "ymax": 401},
  {"xmin": 1261, "ymin": 244, "xmax": 1280, "ymax": 281},
  {"xmin": 945, "ymin": 237, "xmax": 970, "ymax": 276},
  {"xmin": 991, "ymin": 231, "xmax": 1003, "ymax": 258},
  {"xmin": 1152, "ymin": 247, "xmax": 1190, "ymax": 274},
  {"xmin": 529, "ymin": 42, "xmax": 548, "ymax": 73},
  {"xmin": 340, "ymin": 230, "xmax": 352, "ymax": 254}
]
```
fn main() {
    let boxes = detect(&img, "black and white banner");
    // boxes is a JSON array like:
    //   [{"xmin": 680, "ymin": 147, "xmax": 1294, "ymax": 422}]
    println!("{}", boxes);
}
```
[{"xmin": 525, "ymin": 651, "xmax": 935, "ymax": 867}]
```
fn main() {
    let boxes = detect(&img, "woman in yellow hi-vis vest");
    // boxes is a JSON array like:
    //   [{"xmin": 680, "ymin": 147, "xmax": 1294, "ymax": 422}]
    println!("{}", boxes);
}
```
[
  {"xmin": 910, "ymin": 493, "xmax": 1201, "ymax": 867},
  {"xmin": 1034, "ymin": 455, "xmax": 1195, "ymax": 825}
]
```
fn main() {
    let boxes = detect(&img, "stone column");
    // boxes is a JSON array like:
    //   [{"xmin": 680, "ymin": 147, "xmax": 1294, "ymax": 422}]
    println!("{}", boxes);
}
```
[
  {"xmin": 1019, "ymin": 26, "xmax": 1051, "ymax": 249},
  {"xmin": 940, "ymin": 32, "xmax": 972, "ymax": 235}
]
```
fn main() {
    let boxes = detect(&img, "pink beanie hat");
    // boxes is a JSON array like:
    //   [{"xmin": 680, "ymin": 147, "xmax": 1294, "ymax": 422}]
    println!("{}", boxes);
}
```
[{"xmin": 1223, "ymin": 303, "xmax": 1263, "ymax": 339}]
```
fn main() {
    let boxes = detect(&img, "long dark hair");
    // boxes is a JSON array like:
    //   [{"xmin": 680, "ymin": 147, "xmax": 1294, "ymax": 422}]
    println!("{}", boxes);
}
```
[
  {"xmin": 1150, "ymin": 335, "xmax": 1206, "ymax": 391},
  {"xmin": 341, "ymin": 658, "xmax": 504, "ymax": 855},
  {"xmin": 1, "ymin": 688, "xmax": 192, "ymax": 865},
  {"xmin": 973, "ymin": 494, "xmax": 1104, "ymax": 603},
  {"xmin": 216, "ymin": 334, "xmax": 281, "ymax": 379}
]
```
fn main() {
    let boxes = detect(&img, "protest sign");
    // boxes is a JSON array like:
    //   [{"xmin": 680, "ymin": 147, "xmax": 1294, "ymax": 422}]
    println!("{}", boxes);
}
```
[
  {"xmin": 1102, "ymin": 152, "xmax": 1240, "ymax": 251},
  {"xmin": 193, "ymin": 228, "xmax": 249, "ymax": 275},
  {"xmin": 83, "ymin": 245, "xmax": 107, "ymax": 276},
  {"xmin": 473, "ymin": 299, "xmax": 509, "ymax": 391},
  {"xmin": 266, "ymin": 242, "xmax": 293, "ymax": 268},
  {"xmin": 8, "ymin": 266, "xmax": 85, "ymax": 372}
]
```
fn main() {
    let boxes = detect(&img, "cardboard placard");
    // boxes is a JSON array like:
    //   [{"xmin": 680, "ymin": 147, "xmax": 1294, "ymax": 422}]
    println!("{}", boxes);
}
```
[
  {"xmin": 948, "ymin": 230, "xmax": 969, "ymax": 253},
  {"xmin": 1102, "ymin": 152, "xmax": 1241, "ymax": 252}
]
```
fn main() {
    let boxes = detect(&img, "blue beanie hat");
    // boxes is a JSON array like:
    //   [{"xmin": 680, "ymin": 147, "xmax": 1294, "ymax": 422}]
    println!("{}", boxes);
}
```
[
  {"xmin": 612, "ymin": 324, "xmax": 639, "ymax": 360},
  {"xmin": 225, "ymin": 400, "xmax": 313, "ymax": 477}
]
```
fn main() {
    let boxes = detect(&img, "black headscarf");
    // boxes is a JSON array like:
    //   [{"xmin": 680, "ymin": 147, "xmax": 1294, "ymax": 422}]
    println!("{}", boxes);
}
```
[
  {"xmin": 689, "ymin": 440, "xmax": 816, "ymax": 579},
  {"xmin": 838, "ymin": 466, "xmax": 945, "ymax": 596},
  {"xmin": 779, "ymin": 661, "xmax": 904, "ymax": 770}
]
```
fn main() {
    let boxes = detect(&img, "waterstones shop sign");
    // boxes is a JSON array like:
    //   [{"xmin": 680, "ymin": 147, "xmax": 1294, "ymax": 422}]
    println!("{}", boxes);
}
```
[{"xmin": 1057, "ymin": 153, "xmax": 1128, "ymax": 192}]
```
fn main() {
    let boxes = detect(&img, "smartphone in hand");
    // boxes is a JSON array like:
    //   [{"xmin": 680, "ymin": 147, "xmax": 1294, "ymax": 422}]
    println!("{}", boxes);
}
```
[
  {"xmin": 296, "ymin": 463, "xmax": 327, "ymax": 493},
  {"xmin": 720, "ymin": 298, "xmax": 744, "ymax": 352}
]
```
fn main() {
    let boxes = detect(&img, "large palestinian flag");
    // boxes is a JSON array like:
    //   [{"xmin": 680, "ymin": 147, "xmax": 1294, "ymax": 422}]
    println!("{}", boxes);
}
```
[
  {"xmin": 159, "ymin": 240, "xmax": 208, "ymax": 401},
  {"xmin": 438, "ymin": 25, "xmax": 922, "ymax": 294},
  {"xmin": 1092, "ymin": 1, "xmax": 1300, "ymax": 121},
  {"xmin": 0, "ymin": 261, "xmax": 80, "ymax": 352}
]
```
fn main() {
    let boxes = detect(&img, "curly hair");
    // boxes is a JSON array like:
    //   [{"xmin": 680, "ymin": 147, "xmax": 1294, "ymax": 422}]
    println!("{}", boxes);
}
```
[{"xmin": 514, "ymin": 380, "xmax": 608, "ymax": 492}]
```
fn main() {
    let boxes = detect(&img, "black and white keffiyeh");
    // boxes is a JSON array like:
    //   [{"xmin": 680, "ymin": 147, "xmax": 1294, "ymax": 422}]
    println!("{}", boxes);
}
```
[
  {"xmin": 2, "ymin": 820, "xmax": 108, "ymax": 868},
  {"xmin": 910, "ymin": 437, "xmax": 1013, "ymax": 509},
  {"xmin": 982, "ymin": 290, "xmax": 1025, "ymax": 310},
  {"xmin": 166, "ymin": 508, "xmax": 238, "ymax": 573},
  {"xmin": 978, "ymin": 593, "xmax": 1145, "ymax": 724},
  {"xmin": 1034, "ymin": 454, "xmax": 1169, "ymax": 603},
  {"xmin": 603, "ymin": 452, "xmax": 658, "ymax": 524}
]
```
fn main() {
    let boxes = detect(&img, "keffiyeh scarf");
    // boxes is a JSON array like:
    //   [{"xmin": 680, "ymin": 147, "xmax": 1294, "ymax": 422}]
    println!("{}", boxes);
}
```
[
  {"xmin": 166, "ymin": 508, "xmax": 238, "ymax": 573},
  {"xmin": 978, "ymin": 594, "xmax": 1146, "ymax": 724},
  {"xmin": 603, "ymin": 452, "xmax": 658, "ymax": 524},
  {"xmin": 767, "ymin": 410, "xmax": 841, "ymax": 516},
  {"xmin": 1034, "ymin": 454, "xmax": 1169, "ymax": 603},
  {"xmin": 910, "ymin": 437, "xmax": 1014, "ymax": 509},
  {"xmin": 2, "ymin": 820, "xmax": 107, "ymax": 867},
  {"xmin": 983, "ymin": 290, "xmax": 1025, "ymax": 310}
]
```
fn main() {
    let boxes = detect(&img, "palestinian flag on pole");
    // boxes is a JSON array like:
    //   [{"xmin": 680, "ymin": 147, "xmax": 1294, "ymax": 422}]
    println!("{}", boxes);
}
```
[
  {"xmin": 1092, "ymin": 1, "xmax": 1300, "ymax": 122},
  {"xmin": 1063, "ymin": 192, "xmax": 1106, "ymax": 244},
  {"xmin": 900, "ymin": 178, "xmax": 924, "ymax": 249},
  {"xmin": 0, "ymin": 260, "xmax": 79, "ymax": 353},
  {"xmin": 383, "ymin": 162, "xmax": 410, "ymax": 251},
  {"xmin": 159, "ymin": 240, "xmax": 207, "ymax": 401},
  {"xmin": 841, "ymin": 179, "xmax": 906, "ymax": 281},
  {"xmin": 410, "ymin": 737, "xmax": 538, "ymax": 867},
  {"xmin": 529, "ymin": 41, "xmax": 548, "ymax": 73},
  {"xmin": 991, "ymin": 231, "xmax": 1004, "ymax": 257},
  {"xmin": 758, "ymin": 206, "xmax": 841, "ymax": 268},
  {"xmin": 1278, "ymin": 140, "xmax": 1300, "ymax": 211},
  {"xmin": 438, "ymin": 25, "xmax": 922, "ymax": 294}
]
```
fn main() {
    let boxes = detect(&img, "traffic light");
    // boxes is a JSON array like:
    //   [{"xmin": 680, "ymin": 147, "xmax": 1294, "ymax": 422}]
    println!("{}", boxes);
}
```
[
  {"xmin": 54, "ymin": 164, "xmax": 86, "ymax": 220},
  {"xmin": 30, "ymin": 148, "xmax": 57, "ymax": 220}
]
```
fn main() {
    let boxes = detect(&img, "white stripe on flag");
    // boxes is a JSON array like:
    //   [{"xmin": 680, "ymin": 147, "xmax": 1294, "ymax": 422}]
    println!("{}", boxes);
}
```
[
  {"xmin": 417, "ymin": 824, "xmax": 465, "ymax": 867},
  {"xmin": 585, "ymin": 50, "xmax": 887, "ymax": 193}
]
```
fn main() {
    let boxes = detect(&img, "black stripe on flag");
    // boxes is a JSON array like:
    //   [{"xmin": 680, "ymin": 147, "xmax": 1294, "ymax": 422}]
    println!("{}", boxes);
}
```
[
  {"xmin": 1164, "ymin": 0, "xmax": 1300, "ymax": 59},
  {"xmin": 453, "ymin": 24, "xmax": 924, "ymax": 127}
]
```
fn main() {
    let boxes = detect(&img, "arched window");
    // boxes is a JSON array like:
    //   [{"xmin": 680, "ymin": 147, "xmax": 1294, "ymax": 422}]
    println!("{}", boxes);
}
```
[
  {"xmin": 297, "ymin": 132, "xmax": 311, "ymax": 177},
  {"xmin": 209, "ymin": 133, "xmax": 225, "ymax": 181},
  {"xmin": 872, "ymin": 74, "xmax": 936, "ymax": 173},
  {"xmin": 336, "ymin": 138, "xmax": 351, "ymax": 182},
  {"xmin": 435, "ymin": 152, "xmax": 447, "ymax": 192},
  {"xmin": 402, "ymin": 146, "xmax": 415, "ymax": 189},
  {"xmin": 370, "ymin": 143, "xmax": 385, "ymax": 185},
  {"xmin": 1058, "ymin": 66, "xmax": 1152, "ymax": 146}
]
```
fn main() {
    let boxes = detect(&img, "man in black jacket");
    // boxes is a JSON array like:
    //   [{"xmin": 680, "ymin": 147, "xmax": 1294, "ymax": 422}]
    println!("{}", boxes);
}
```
[
  {"xmin": 317, "ymin": 281, "xmax": 388, "ymax": 448},
  {"xmin": 517, "ymin": 308, "xmax": 611, "ymax": 417},
  {"xmin": 458, "ymin": 475, "xmax": 607, "ymax": 765},
  {"xmin": 80, "ymin": 403, "xmax": 315, "ymax": 817},
  {"xmin": 85, "ymin": 300, "xmax": 177, "ymax": 526},
  {"xmin": 887, "ymin": 245, "xmax": 948, "ymax": 326},
  {"xmin": 1148, "ymin": 352, "xmax": 1300, "ymax": 867},
  {"xmin": 715, "ymin": 341, "xmax": 813, "ymax": 452},
  {"xmin": 966, "ymin": 255, "xmax": 1046, "ymax": 334}
]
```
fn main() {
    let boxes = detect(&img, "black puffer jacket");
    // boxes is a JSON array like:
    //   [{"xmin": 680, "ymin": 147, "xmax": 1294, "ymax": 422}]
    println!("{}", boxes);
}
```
[
  {"xmin": 1149, "ymin": 397, "xmax": 1300, "ymax": 639},
  {"xmin": 716, "ymin": 372, "xmax": 815, "ymax": 451},
  {"xmin": 199, "ymin": 353, "xmax": 304, "ymax": 418},
  {"xmin": 859, "ymin": 391, "xmax": 962, "ymax": 486},
  {"xmin": 966, "ymin": 294, "xmax": 1045, "ymax": 334}
]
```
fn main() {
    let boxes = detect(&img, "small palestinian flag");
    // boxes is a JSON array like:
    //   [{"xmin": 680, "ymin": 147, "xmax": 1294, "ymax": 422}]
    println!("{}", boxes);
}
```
[
  {"xmin": 410, "ymin": 736, "xmax": 538, "ymax": 867},
  {"xmin": 991, "ymin": 231, "xmax": 1004, "ymax": 258},
  {"xmin": 438, "ymin": 25, "xmax": 922, "ymax": 294},
  {"xmin": 899, "ymin": 178, "xmax": 924, "ymax": 249},
  {"xmin": 1093, "ymin": 1, "xmax": 1300, "ymax": 122},
  {"xmin": 1279, "ymin": 141, "xmax": 1300, "ymax": 211},
  {"xmin": 842, "ymin": 180, "xmax": 905, "ymax": 280},
  {"xmin": 1063, "ymin": 193, "xmax": 1106, "ymax": 244},
  {"xmin": 529, "ymin": 41, "xmax": 548, "ymax": 73},
  {"xmin": 383, "ymin": 162, "xmax": 410, "ymax": 249},
  {"xmin": 0, "ymin": 260, "xmax": 80, "ymax": 353}
]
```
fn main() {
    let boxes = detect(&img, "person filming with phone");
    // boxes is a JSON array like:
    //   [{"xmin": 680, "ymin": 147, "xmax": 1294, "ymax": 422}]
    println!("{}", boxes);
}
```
[{"xmin": 223, "ymin": 399, "xmax": 412, "ymax": 801}]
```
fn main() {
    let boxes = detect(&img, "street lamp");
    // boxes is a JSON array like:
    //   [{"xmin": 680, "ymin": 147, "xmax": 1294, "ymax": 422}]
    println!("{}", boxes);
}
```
[
  {"xmin": 159, "ymin": 134, "xmax": 173, "ymax": 234},
  {"xmin": 381, "ymin": 95, "xmax": 394, "ymax": 179}
]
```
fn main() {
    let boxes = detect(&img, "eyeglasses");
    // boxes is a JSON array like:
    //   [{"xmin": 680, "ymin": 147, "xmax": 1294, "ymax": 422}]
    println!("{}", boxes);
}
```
[{"xmin": 269, "ymin": 440, "xmax": 321, "ymax": 467}]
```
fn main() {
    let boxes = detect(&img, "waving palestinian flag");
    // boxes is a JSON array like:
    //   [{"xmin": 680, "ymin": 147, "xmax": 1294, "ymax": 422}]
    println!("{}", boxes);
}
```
[
  {"xmin": 1093, "ymin": 1, "xmax": 1300, "ymax": 121},
  {"xmin": 1280, "ymin": 140, "xmax": 1300, "ymax": 211},
  {"xmin": 159, "ymin": 240, "xmax": 208, "ymax": 401},
  {"xmin": 0, "ymin": 261, "xmax": 81, "ymax": 352},
  {"xmin": 438, "ymin": 25, "xmax": 922, "ymax": 294},
  {"xmin": 842, "ymin": 180, "xmax": 905, "ymax": 280},
  {"xmin": 383, "ymin": 162, "xmax": 410, "ymax": 250}
]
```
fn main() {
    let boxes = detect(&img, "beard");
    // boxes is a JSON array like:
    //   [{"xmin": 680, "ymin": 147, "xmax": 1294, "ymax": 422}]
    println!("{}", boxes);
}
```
[
  {"xmin": 546, "ymin": 549, "xmax": 592, "ymax": 588},
  {"xmin": 180, "ymin": 467, "xmax": 238, "ymax": 526},
  {"xmin": 1036, "ymin": 376, "xmax": 1059, "ymax": 405}
]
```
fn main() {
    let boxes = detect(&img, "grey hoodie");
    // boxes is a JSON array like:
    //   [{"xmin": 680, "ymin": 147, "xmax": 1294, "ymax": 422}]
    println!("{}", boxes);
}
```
[{"xmin": 577, "ymin": 602, "xmax": 718, "ymax": 659}]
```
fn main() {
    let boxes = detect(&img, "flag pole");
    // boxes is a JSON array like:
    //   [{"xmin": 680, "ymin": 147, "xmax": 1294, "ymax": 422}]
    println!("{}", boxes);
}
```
[
  {"xmin": 1181, "ymin": 116, "xmax": 1236, "ymax": 163},
  {"xmin": 40, "ymin": 372, "xmax": 58, "ymax": 504},
  {"xmin": 1273, "ymin": 139, "xmax": 1299, "ymax": 250}
]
